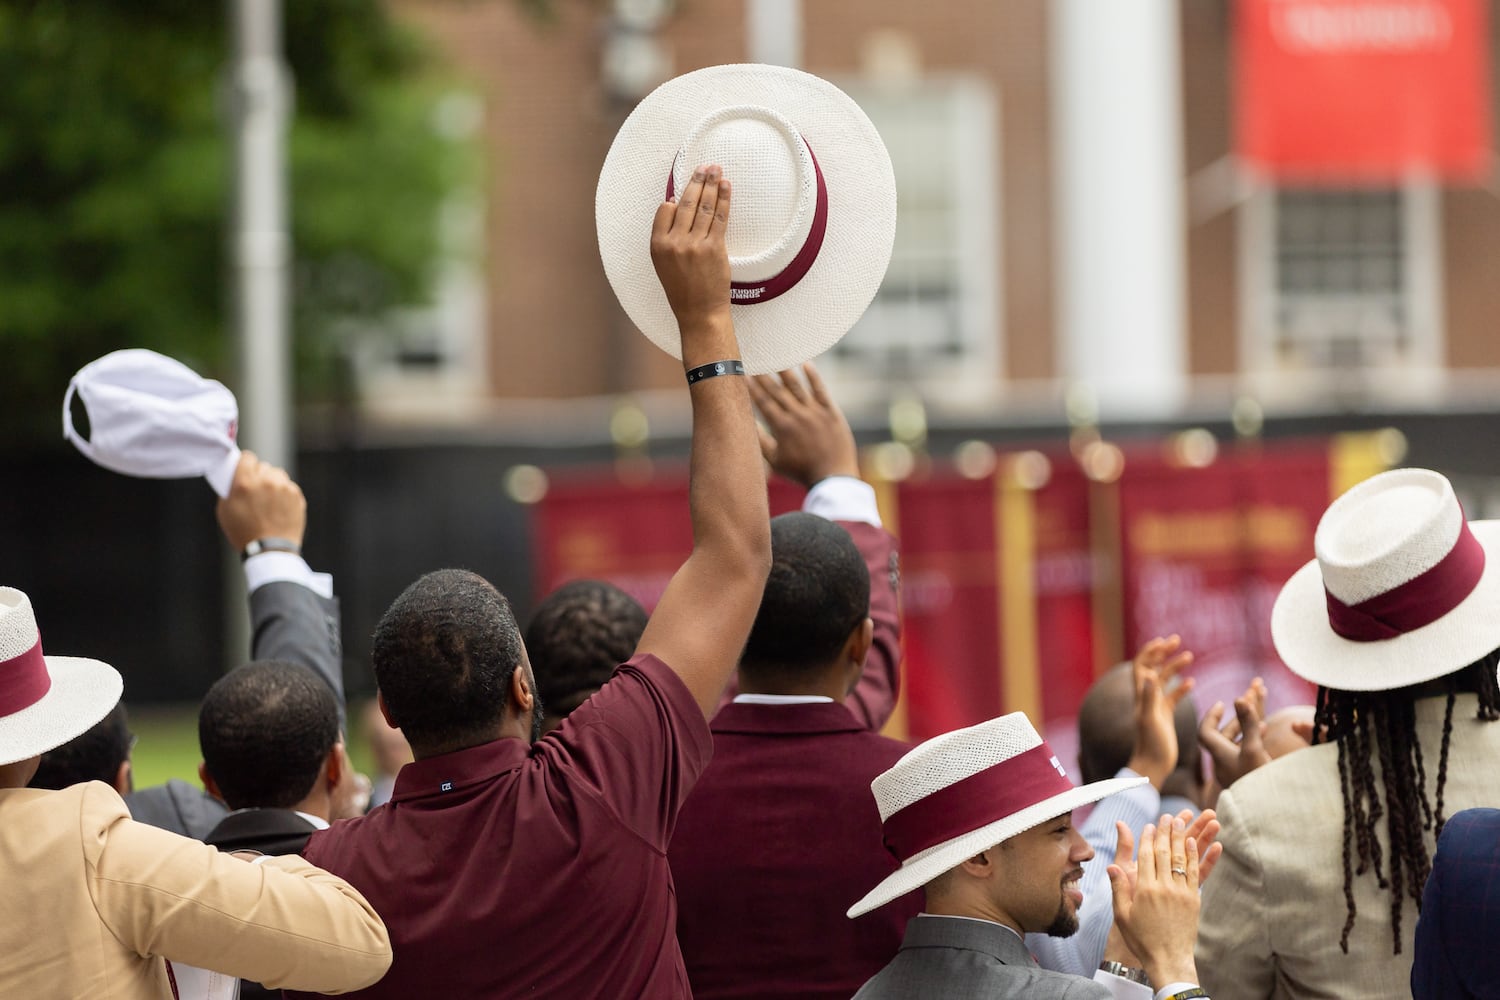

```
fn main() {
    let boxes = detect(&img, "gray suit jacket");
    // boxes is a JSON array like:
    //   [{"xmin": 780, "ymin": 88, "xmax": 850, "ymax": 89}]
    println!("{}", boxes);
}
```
[
  {"xmin": 126, "ymin": 580, "xmax": 343, "ymax": 840},
  {"xmin": 853, "ymin": 916, "xmax": 1111, "ymax": 1000}
]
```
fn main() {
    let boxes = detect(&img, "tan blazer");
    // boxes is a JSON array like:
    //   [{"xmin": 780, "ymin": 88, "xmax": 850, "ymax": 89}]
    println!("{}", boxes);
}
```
[
  {"xmin": 0, "ymin": 782, "xmax": 391, "ymax": 998},
  {"xmin": 1198, "ymin": 694, "xmax": 1500, "ymax": 1000}
]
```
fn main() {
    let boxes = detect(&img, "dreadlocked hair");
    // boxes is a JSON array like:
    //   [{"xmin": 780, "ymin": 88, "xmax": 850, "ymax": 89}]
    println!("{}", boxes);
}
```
[{"xmin": 1314, "ymin": 647, "xmax": 1500, "ymax": 955}]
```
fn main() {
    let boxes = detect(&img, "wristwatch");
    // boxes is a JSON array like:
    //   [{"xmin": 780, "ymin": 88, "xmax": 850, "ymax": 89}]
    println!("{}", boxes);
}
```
[
  {"xmin": 241, "ymin": 536, "xmax": 301, "ymax": 561},
  {"xmin": 1098, "ymin": 960, "xmax": 1151, "ymax": 986}
]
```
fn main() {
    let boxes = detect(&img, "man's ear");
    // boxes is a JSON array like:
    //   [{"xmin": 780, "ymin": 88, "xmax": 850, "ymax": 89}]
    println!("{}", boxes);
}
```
[
  {"xmin": 325, "ymin": 740, "xmax": 346, "ymax": 788},
  {"xmin": 198, "ymin": 761, "xmax": 223, "ymax": 803},
  {"xmin": 511, "ymin": 662, "xmax": 535, "ymax": 713},
  {"xmin": 113, "ymin": 759, "xmax": 133, "ymax": 797},
  {"xmin": 847, "ymin": 618, "xmax": 874, "ymax": 668},
  {"xmin": 959, "ymin": 850, "xmax": 995, "ymax": 880},
  {"xmin": 377, "ymin": 690, "xmax": 396, "ymax": 729}
]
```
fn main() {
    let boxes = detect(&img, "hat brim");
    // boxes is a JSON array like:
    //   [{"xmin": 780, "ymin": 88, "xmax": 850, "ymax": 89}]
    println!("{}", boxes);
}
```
[
  {"xmin": 1270, "ymin": 519, "xmax": 1500, "ymax": 691},
  {"xmin": 596, "ymin": 64, "xmax": 897, "ymax": 375},
  {"xmin": 846, "ymin": 774, "xmax": 1147, "ymax": 919},
  {"xmin": 0, "ymin": 656, "xmax": 123, "ymax": 766}
]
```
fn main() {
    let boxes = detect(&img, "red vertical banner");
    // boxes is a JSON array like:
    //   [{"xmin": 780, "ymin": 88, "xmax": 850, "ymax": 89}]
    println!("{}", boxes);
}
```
[
  {"xmin": 1115, "ymin": 445, "xmax": 1328, "ymax": 717},
  {"xmin": 1236, "ymin": 0, "xmax": 1491, "ymax": 181},
  {"xmin": 533, "ymin": 469, "xmax": 803, "ymax": 609},
  {"xmin": 893, "ymin": 475, "xmax": 1005, "ymax": 741}
]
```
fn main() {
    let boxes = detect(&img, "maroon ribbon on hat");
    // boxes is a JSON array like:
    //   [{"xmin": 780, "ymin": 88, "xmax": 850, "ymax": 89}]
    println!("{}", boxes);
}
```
[
  {"xmin": 664, "ymin": 140, "xmax": 829, "ymax": 306},
  {"xmin": 881, "ymin": 742, "xmax": 1075, "ymax": 861},
  {"xmin": 0, "ymin": 637, "xmax": 52, "ymax": 715},
  {"xmin": 1324, "ymin": 521, "xmax": 1486, "ymax": 642}
]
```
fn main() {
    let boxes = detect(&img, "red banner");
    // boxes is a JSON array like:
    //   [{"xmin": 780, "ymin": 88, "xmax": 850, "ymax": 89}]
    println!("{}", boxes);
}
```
[{"xmin": 1236, "ymin": 0, "xmax": 1491, "ymax": 181}]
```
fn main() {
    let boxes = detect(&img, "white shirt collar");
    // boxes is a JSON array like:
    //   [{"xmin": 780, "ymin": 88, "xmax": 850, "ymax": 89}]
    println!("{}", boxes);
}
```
[
  {"xmin": 294, "ymin": 810, "xmax": 331, "ymax": 830},
  {"xmin": 731, "ymin": 694, "xmax": 835, "ymax": 705}
]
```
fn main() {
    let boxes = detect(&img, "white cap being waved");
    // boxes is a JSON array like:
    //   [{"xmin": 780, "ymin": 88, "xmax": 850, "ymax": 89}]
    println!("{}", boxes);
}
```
[
  {"xmin": 1271, "ymin": 467, "xmax": 1500, "ymax": 692},
  {"xmin": 63, "ymin": 349, "xmax": 242, "ymax": 498},
  {"xmin": 596, "ymin": 63, "xmax": 897, "ymax": 375},
  {"xmin": 0, "ymin": 588, "xmax": 122, "ymax": 766},
  {"xmin": 847, "ymin": 712, "xmax": 1145, "ymax": 918}
]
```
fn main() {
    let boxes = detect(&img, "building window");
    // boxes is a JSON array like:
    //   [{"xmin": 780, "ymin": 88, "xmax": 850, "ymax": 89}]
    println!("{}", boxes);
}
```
[
  {"xmin": 1240, "ymin": 180, "xmax": 1442, "ymax": 398},
  {"xmin": 821, "ymin": 77, "xmax": 1001, "ymax": 398}
]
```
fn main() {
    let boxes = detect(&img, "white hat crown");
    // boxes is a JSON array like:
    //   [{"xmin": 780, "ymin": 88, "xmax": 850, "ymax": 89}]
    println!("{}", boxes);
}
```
[
  {"xmin": 1316, "ymin": 469, "xmax": 1463, "ymax": 606},
  {"xmin": 672, "ymin": 105, "xmax": 818, "ymax": 283},
  {"xmin": 872, "ymin": 712, "xmax": 1045, "ymax": 822},
  {"xmin": 0, "ymin": 588, "xmax": 41, "ymax": 662}
]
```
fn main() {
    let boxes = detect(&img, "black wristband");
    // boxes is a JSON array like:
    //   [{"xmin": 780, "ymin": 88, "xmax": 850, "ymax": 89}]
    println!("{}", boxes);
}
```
[
  {"xmin": 241, "ymin": 537, "xmax": 302, "ymax": 561},
  {"xmin": 685, "ymin": 359, "xmax": 746, "ymax": 385}
]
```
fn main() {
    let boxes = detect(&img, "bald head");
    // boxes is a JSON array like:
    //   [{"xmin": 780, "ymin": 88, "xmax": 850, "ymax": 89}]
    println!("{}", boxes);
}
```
[
  {"xmin": 1077, "ymin": 661, "xmax": 1199, "ymax": 787},
  {"xmin": 1262, "ymin": 704, "xmax": 1315, "ymax": 759}
]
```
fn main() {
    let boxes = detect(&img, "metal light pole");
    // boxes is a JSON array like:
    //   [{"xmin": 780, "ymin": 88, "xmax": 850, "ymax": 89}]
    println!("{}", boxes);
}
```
[{"xmin": 229, "ymin": 0, "xmax": 293, "ymax": 471}]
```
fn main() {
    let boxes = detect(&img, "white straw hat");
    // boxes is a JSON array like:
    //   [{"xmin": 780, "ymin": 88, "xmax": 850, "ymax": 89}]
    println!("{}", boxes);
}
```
[
  {"xmin": 596, "ymin": 63, "xmax": 897, "ymax": 374},
  {"xmin": 0, "ymin": 588, "xmax": 123, "ymax": 767},
  {"xmin": 1271, "ymin": 468, "xmax": 1500, "ymax": 691},
  {"xmin": 847, "ymin": 712, "xmax": 1144, "ymax": 918}
]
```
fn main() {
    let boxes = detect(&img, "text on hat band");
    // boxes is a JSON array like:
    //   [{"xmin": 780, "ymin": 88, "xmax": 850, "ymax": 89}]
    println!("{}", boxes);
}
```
[
  {"xmin": 0, "ymin": 637, "xmax": 52, "ymax": 716},
  {"xmin": 880, "ymin": 742, "xmax": 1075, "ymax": 862},
  {"xmin": 664, "ymin": 141, "xmax": 829, "ymax": 306},
  {"xmin": 1324, "ymin": 518, "xmax": 1487, "ymax": 642}
]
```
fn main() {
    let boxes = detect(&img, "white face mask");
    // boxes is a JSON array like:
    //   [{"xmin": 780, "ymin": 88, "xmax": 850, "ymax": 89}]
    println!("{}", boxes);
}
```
[{"xmin": 63, "ymin": 349, "xmax": 242, "ymax": 497}]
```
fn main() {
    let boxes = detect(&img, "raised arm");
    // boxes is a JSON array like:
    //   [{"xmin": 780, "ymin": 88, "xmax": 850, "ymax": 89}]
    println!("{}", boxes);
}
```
[
  {"xmin": 217, "ymin": 452, "xmax": 346, "ymax": 729},
  {"xmin": 747, "ymin": 363, "xmax": 901, "ymax": 730},
  {"xmin": 635, "ymin": 164, "xmax": 772, "ymax": 718}
]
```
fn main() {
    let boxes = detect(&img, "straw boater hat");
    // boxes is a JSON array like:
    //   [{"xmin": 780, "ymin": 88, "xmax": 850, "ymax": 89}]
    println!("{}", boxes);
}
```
[
  {"xmin": 596, "ymin": 63, "xmax": 897, "ymax": 374},
  {"xmin": 0, "ymin": 588, "xmax": 122, "ymax": 767},
  {"xmin": 847, "ymin": 712, "xmax": 1144, "ymax": 918},
  {"xmin": 1270, "ymin": 468, "xmax": 1500, "ymax": 692}
]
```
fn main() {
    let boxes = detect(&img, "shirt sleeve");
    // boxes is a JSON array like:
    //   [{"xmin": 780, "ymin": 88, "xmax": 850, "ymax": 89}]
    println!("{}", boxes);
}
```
[
  {"xmin": 839, "ymin": 521, "xmax": 902, "ymax": 732},
  {"xmin": 541, "ymin": 653, "xmax": 714, "ymax": 848},
  {"xmin": 1030, "ymin": 776, "xmax": 1162, "ymax": 976},
  {"xmin": 81, "ymin": 783, "xmax": 391, "ymax": 992},
  {"xmin": 1195, "ymin": 786, "xmax": 1275, "ymax": 999},
  {"xmin": 803, "ymin": 476, "xmax": 882, "ymax": 527},
  {"xmin": 1091, "ymin": 970, "xmax": 1154, "ymax": 999}
]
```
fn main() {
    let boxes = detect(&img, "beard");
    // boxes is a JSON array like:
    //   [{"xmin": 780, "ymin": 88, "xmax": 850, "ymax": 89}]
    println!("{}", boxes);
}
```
[{"xmin": 1045, "ymin": 898, "xmax": 1080, "ymax": 938}]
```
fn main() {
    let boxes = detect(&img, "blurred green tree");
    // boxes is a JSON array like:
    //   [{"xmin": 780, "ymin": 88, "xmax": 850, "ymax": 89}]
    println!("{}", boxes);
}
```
[{"xmin": 0, "ymin": 0, "xmax": 467, "ymax": 442}]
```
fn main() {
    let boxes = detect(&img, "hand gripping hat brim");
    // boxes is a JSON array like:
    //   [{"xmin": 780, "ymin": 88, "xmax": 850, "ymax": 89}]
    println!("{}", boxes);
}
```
[
  {"xmin": 846, "ymin": 712, "xmax": 1145, "ymax": 919},
  {"xmin": 596, "ymin": 63, "xmax": 897, "ymax": 374},
  {"xmin": 1270, "ymin": 468, "xmax": 1500, "ymax": 692},
  {"xmin": 0, "ymin": 588, "xmax": 123, "ymax": 767}
]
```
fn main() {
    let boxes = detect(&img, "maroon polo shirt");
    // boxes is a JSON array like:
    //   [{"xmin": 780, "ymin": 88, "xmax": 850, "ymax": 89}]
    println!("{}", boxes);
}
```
[
  {"xmin": 285, "ymin": 653, "xmax": 712, "ymax": 1000},
  {"xmin": 669, "ymin": 701, "xmax": 922, "ymax": 1000}
]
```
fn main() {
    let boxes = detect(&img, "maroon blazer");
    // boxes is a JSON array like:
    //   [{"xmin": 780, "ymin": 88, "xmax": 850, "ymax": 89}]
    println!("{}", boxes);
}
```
[
  {"xmin": 670, "ymin": 703, "xmax": 920, "ymax": 1000},
  {"xmin": 674, "ymin": 522, "xmax": 918, "ymax": 1000}
]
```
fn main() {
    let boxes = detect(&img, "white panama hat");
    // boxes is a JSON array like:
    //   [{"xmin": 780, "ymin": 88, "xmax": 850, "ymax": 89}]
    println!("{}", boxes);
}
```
[
  {"xmin": 0, "ymin": 588, "xmax": 123, "ymax": 767},
  {"xmin": 596, "ymin": 63, "xmax": 897, "ymax": 374},
  {"xmin": 1271, "ymin": 467, "xmax": 1500, "ymax": 691},
  {"xmin": 847, "ymin": 712, "xmax": 1145, "ymax": 918}
]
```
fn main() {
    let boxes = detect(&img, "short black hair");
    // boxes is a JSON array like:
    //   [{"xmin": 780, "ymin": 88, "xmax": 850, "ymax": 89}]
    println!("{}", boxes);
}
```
[
  {"xmin": 740, "ymin": 512, "xmax": 869, "ymax": 682},
  {"xmin": 198, "ymin": 661, "xmax": 339, "ymax": 811},
  {"xmin": 373, "ymin": 569, "xmax": 524, "ymax": 754},
  {"xmin": 30, "ymin": 703, "xmax": 132, "ymax": 790},
  {"xmin": 525, "ymin": 579, "xmax": 646, "ymax": 721}
]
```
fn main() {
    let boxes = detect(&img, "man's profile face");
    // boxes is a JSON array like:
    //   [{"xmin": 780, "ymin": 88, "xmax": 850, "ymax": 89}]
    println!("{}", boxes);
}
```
[{"xmin": 994, "ymin": 812, "xmax": 1092, "ymax": 937}]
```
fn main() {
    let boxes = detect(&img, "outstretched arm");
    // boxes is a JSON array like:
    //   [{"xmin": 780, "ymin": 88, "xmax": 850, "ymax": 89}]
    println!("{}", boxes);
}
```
[
  {"xmin": 635, "ymin": 164, "xmax": 772, "ymax": 718},
  {"xmin": 744, "ymin": 364, "xmax": 901, "ymax": 730},
  {"xmin": 217, "ymin": 452, "xmax": 346, "ymax": 728}
]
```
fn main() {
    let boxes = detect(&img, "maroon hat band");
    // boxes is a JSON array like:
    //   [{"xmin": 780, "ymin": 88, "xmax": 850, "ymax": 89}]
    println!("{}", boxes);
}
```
[
  {"xmin": 0, "ymin": 637, "xmax": 52, "ymax": 716},
  {"xmin": 664, "ymin": 139, "xmax": 829, "ymax": 306},
  {"xmin": 1325, "ymin": 520, "xmax": 1486, "ymax": 642},
  {"xmin": 881, "ymin": 742, "xmax": 1075, "ymax": 862}
]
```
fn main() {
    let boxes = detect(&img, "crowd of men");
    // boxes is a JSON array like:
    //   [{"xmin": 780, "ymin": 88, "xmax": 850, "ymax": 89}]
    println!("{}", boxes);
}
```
[{"xmin": 6, "ymin": 156, "xmax": 1500, "ymax": 1000}]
